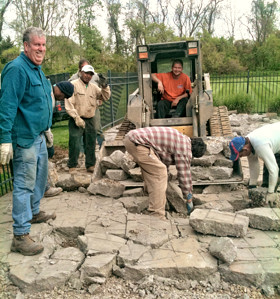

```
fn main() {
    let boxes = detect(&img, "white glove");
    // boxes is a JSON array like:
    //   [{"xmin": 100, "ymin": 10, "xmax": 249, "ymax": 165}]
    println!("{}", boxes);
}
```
[
  {"xmin": 0, "ymin": 143, "xmax": 13, "ymax": 165},
  {"xmin": 44, "ymin": 129, "xmax": 54, "ymax": 148},
  {"xmin": 75, "ymin": 116, "xmax": 85, "ymax": 128},
  {"xmin": 266, "ymin": 192, "xmax": 279, "ymax": 206}
]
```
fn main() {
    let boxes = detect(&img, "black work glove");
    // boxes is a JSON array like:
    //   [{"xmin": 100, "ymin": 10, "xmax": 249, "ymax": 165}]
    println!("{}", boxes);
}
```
[
  {"xmin": 98, "ymin": 73, "xmax": 108, "ymax": 88},
  {"xmin": 186, "ymin": 89, "xmax": 190, "ymax": 99}
]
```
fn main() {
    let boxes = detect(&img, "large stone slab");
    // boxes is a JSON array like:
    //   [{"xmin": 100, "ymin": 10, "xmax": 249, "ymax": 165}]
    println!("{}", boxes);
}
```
[
  {"xmin": 191, "ymin": 166, "xmax": 233, "ymax": 181},
  {"xmin": 78, "ymin": 232, "xmax": 126, "ymax": 255},
  {"xmin": 80, "ymin": 253, "xmax": 116, "ymax": 284},
  {"xmin": 237, "ymin": 207, "xmax": 280, "ymax": 231},
  {"xmin": 105, "ymin": 169, "xmax": 128, "ymax": 181},
  {"xmin": 126, "ymin": 213, "xmax": 178, "ymax": 248},
  {"xmin": 85, "ymin": 197, "xmax": 127, "ymax": 238},
  {"xmin": 189, "ymin": 209, "xmax": 249, "ymax": 237},
  {"xmin": 124, "ymin": 238, "xmax": 217, "ymax": 281},
  {"xmin": 193, "ymin": 191, "xmax": 251, "ymax": 212},
  {"xmin": 219, "ymin": 258, "xmax": 280, "ymax": 289},
  {"xmin": 9, "ymin": 247, "xmax": 84, "ymax": 293},
  {"xmin": 117, "ymin": 240, "xmax": 150, "ymax": 266},
  {"xmin": 219, "ymin": 228, "xmax": 280, "ymax": 288}
]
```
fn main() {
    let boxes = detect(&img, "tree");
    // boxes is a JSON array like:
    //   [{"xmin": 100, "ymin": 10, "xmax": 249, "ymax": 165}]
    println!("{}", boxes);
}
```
[
  {"xmin": 246, "ymin": 0, "xmax": 278, "ymax": 45},
  {"xmin": 106, "ymin": 0, "xmax": 126, "ymax": 54},
  {"xmin": 10, "ymin": 0, "xmax": 66, "ymax": 39},
  {"xmin": 0, "ymin": 0, "xmax": 12, "ymax": 41},
  {"xmin": 202, "ymin": 0, "xmax": 224, "ymax": 35},
  {"xmin": 173, "ymin": 0, "xmax": 223, "ymax": 37}
]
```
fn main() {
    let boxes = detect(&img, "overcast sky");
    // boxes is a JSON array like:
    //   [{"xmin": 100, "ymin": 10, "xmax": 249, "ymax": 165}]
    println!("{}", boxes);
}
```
[{"xmin": 3, "ymin": 0, "xmax": 280, "ymax": 42}]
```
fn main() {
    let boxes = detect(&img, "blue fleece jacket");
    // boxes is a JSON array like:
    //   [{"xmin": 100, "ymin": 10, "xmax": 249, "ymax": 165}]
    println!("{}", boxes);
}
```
[{"xmin": 0, "ymin": 52, "xmax": 52, "ymax": 148}]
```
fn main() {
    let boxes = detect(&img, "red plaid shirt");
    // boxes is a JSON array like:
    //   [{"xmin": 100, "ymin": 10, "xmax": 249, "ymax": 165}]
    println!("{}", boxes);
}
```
[{"xmin": 126, "ymin": 127, "xmax": 193, "ymax": 197}]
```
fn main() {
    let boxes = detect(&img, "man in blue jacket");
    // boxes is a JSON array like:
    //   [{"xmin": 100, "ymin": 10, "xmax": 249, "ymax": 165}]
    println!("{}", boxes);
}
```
[{"xmin": 0, "ymin": 27, "xmax": 55, "ymax": 256}]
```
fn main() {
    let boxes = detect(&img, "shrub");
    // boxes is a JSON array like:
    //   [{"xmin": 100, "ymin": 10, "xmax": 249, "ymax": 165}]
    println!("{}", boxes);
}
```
[
  {"xmin": 268, "ymin": 96, "xmax": 280, "ymax": 115},
  {"xmin": 214, "ymin": 92, "xmax": 254, "ymax": 113}
]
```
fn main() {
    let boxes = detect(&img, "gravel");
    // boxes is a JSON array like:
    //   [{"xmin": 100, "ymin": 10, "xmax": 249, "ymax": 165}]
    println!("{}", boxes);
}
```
[{"xmin": 1, "ymin": 262, "xmax": 279, "ymax": 299}]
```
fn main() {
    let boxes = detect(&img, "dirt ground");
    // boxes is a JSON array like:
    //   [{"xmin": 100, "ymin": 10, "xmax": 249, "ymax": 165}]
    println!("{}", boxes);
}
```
[{"xmin": 52, "ymin": 146, "xmax": 69, "ymax": 162}]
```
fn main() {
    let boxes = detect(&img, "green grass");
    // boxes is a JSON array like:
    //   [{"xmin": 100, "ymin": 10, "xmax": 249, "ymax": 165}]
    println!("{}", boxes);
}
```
[
  {"xmin": 211, "ymin": 73, "xmax": 280, "ymax": 113},
  {"xmin": 51, "ymin": 120, "xmax": 69, "ymax": 149}
]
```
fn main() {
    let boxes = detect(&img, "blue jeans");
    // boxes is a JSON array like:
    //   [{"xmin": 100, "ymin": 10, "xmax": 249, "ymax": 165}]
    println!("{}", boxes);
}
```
[{"xmin": 12, "ymin": 134, "xmax": 48, "ymax": 235}]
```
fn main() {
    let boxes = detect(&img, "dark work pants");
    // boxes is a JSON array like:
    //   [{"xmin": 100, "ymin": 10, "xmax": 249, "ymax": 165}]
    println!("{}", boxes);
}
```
[
  {"xmin": 68, "ymin": 117, "xmax": 97, "ymax": 169},
  {"xmin": 157, "ymin": 97, "xmax": 188, "ymax": 118},
  {"xmin": 262, "ymin": 153, "xmax": 280, "ymax": 191}
]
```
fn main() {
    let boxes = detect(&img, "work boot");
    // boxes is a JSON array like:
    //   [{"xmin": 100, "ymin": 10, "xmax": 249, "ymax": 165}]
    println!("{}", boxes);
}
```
[
  {"xmin": 44, "ymin": 187, "xmax": 63, "ymax": 197},
  {"xmin": 30, "ymin": 211, "xmax": 56, "ymax": 224},
  {"xmin": 87, "ymin": 166, "xmax": 95, "ymax": 173},
  {"xmin": 11, "ymin": 234, "xmax": 44, "ymax": 256}
]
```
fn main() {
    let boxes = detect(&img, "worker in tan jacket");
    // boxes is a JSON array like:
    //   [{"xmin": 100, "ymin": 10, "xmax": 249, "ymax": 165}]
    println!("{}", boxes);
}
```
[{"xmin": 65, "ymin": 65, "xmax": 111, "ymax": 173}]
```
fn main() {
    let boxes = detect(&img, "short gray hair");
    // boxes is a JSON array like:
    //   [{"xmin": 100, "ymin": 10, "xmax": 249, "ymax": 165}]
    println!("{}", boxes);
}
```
[{"xmin": 23, "ymin": 27, "xmax": 45, "ymax": 43}]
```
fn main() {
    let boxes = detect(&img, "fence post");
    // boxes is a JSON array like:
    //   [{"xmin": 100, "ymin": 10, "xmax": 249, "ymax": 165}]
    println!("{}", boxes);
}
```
[
  {"xmin": 247, "ymin": 70, "xmax": 250, "ymax": 94},
  {"xmin": 126, "ymin": 71, "xmax": 129, "ymax": 107},
  {"xmin": 107, "ymin": 70, "xmax": 114, "ymax": 127}
]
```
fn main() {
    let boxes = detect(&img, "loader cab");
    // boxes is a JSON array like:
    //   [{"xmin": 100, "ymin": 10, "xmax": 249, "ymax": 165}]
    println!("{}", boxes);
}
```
[
  {"xmin": 130, "ymin": 40, "xmax": 213, "ymax": 137},
  {"xmin": 151, "ymin": 57, "xmax": 194, "ymax": 119}
]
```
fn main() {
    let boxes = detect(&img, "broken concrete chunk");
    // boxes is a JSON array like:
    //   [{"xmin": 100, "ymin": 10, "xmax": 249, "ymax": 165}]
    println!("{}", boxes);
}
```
[
  {"xmin": 166, "ymin": 182, "xmax": 188, "ymax": 215},
  {"xmin": 191, "ymin": 167, "xmax": 233, "ymax": 181},
  {"xmin": 122, "ymin": 187, "xmax": 144, "ymax": 197},
  {"xmin": 78, "ymin": 233, "xmax": 126, "ymax": 255},
  {"xmin": 205, "ymin": 137, "xmax": 224, "ymax": 155},
  {"xmin": 105, "ymin": 169, "xmax": 128, "ymax": 181},
  {"xmin": 87, "ymin": 178, "xmax": 125, "ymax": 198},
  {"xmin": 191, "ymin": 155, "xmax": 217, "ymax": 167},
  {"xmin": 110, "ymin": 150, "xmax": 125, "ymax": 168},
  {"xmin": 80, "ymin": 254, "xmax": 116, "ymax": 284},
  {"xmin": 213, "ymin": 154, "xmax": 233, "ymax": 167},
  {"xmin": 120, "ymin": 151, "xmax": 137, "ymax": 173},
  {"xmin": 189, "ymin": 209, "xmax": 249, "ymax": 237},
  {"xmin": 100, "ymin": 156, "xmax": 120, "ymax": 170},
  {"xmin": 209, "ymin": 237, "xmax": 237, "ymax": 264},
  {"xmin": 119, "ymin": 196, "xmax": 149, "ymax": 213},
  {"xmin": 128, "ymin": 167, "xmax": 143, "ymax": 182},
  {"xmin": 237, "ymin": 207, "xmax": 280, "ymax": 231}
]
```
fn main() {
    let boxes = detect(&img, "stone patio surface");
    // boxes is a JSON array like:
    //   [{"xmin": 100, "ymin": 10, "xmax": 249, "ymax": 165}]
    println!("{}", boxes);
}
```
[{"xmin": 0, "ymin": 190, "xmax": 279, "ymax": 294}]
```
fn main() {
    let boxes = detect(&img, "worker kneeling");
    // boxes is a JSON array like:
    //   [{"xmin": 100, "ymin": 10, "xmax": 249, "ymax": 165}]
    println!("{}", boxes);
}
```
[{"xmin": 123, "ymin": 127, "xmax": 206, "ymax": 220}]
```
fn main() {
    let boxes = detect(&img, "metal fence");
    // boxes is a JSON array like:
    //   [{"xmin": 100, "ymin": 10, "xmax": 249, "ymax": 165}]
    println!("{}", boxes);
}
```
[
  {"xmin": 0, "ymin": 163, "xmax": 13, "ymax": 196},
  {"xmin": 99, "ymin": 71, "xmax": 138, "ymax": 128},
  {"xmin": 211, "ymin": 71, "xmax": 280, "ymax": 113}
]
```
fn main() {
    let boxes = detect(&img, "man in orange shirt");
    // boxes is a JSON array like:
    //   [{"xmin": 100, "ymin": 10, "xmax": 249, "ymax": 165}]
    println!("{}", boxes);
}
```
[{"xmin": 151, "ymin": 59, "xmax": 192, "ymax": 118}]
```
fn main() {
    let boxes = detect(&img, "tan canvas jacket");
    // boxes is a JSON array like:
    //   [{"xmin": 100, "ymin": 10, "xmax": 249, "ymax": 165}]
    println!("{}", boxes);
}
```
[{"xmin": 65, "ymin": 78, "xmax": 111, "ymax": 119}]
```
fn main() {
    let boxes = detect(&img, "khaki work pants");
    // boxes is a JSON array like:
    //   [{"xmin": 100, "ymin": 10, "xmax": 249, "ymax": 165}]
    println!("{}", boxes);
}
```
[{"xmin": 123, "ymin": 137, "xmax": 167, "ymax": 217}]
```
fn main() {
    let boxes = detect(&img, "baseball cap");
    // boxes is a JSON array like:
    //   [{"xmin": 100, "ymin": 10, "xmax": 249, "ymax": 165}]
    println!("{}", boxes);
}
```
[
  {"xmin": 81, "ymin": 65, "xmax": 95, "ymax": 74},
  {"xmin": 229, "ymin": 136, "xmax": 246, "ymax": 161}
]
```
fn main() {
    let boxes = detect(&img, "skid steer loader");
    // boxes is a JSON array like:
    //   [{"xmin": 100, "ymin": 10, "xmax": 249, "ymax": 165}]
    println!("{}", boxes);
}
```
[{"xmin": 96, "ymin": 40, "xmax": 243, "ymax": 185}]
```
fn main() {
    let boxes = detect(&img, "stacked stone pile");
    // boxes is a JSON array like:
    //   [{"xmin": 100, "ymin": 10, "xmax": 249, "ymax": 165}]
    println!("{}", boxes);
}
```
[{"xmin": 97, "ymin": 138, "xmax": 237, "ymax": 185}]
